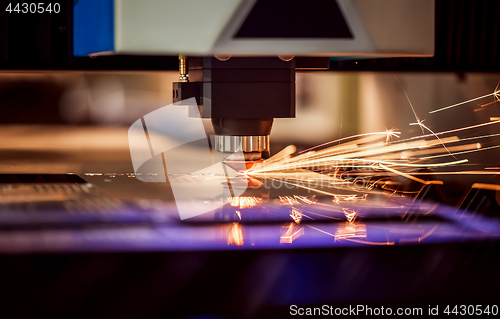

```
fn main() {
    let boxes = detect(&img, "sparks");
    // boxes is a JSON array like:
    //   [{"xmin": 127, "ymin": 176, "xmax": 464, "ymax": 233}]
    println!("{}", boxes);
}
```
[{"xmin": 429, "ymin": 86, "xmax": 500, "ymax": 114}]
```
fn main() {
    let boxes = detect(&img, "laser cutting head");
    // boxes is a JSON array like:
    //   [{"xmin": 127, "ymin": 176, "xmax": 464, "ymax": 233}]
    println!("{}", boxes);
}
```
[{"xmin": 174, "ymin": 56, "xmax": 298, "ymax": 160}]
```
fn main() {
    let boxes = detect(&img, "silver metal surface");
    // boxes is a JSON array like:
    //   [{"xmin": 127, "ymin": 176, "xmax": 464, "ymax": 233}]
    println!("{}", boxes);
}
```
[{"xmin": 215, "ymin": 135, "xmax": 269, "ymax": 153}]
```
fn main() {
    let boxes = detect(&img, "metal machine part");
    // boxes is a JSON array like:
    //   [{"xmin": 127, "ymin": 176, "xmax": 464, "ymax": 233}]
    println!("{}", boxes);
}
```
[
  {"xmin": 172, "ymin": 57, "xmax": 339, "ymax": 159},
  {"xmin": 71, "ymin": 0, "xmax": 434, "ymax": 57},
  {"xmin": 211, "ymin": 118, "xmax": 273, "ymax": 158},
  {"xmin": 178, "ymin": 55, "xmax": 189, "ymax": 82},
  {"xmin": 174, "ymin": 56, "xmax": 299, "ymax": 159},
  {"xmin": 215, "ymin": 135, "xmax": 270, "ymax": 153}
]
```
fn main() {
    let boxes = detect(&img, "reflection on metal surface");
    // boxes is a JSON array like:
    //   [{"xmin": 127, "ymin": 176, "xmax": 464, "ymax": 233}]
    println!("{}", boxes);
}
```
[
  {"xmin": 228, "ymin": 196, "xmax": 262, "ymax": 209},
  {"xmin": 280, "ymin": 222, "xmax": 304, "ymax": 244},
  {"xmin": 290, "ymin": 208, "xmax": 303, "ymax": 224},
  {"xmin": 0, "ymin": 195, "xmax": 496, "ymax": 252},
  {"xmin": 399, "ymin": 225, "xmax": 439, "ymax": 244},
  {"xmin": 278, "ymin": 195, "xmax": 317, "ymax": 206},
  {"xmin": 333, "ymin": 194, "xmax": 367, "ymax": 204},
  {"xmin": 341, "ymin": 208, "xmax": 358, "ymax": 223},
  {"xmin": 334, "ymin": 223, "xmax": 367, "ymax": 241},
  {"xmin": 228, "ymin": 222, "xmax": 244, "ymax": 246}
]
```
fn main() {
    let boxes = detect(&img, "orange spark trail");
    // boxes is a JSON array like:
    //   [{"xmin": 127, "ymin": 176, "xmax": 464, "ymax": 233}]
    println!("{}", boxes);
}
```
[
  {"xmin": 299, "ymin": 131, "xmax": 400, "ymax": 154},
  {"xmin": 429, "ymin": 90, "xmax": 500, "ymax": 114}
]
